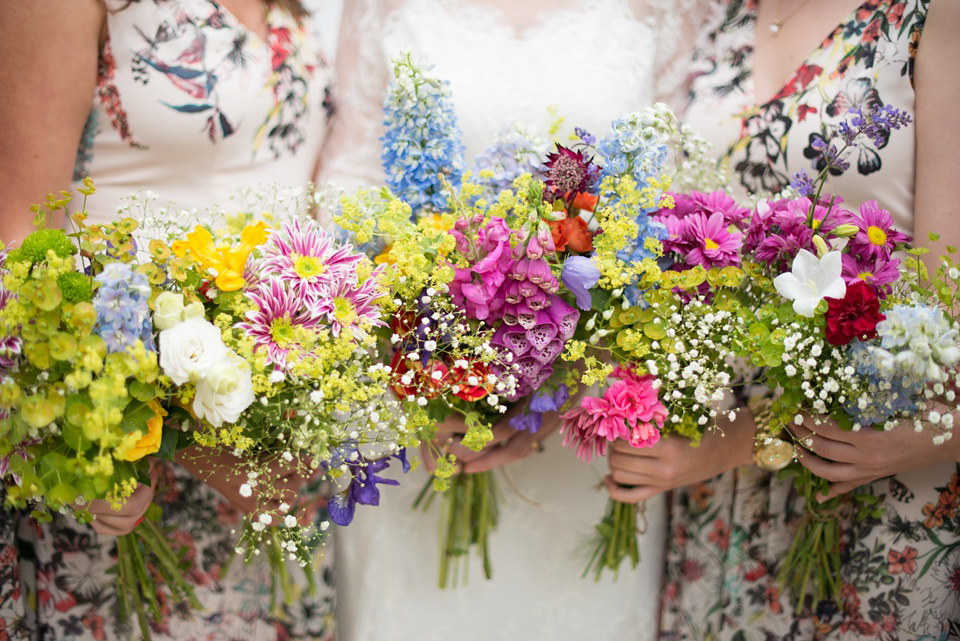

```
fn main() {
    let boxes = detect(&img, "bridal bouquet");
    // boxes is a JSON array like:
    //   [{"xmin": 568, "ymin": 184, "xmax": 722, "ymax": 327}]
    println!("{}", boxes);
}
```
[
  {"xmin": 335, "ymin": 53, "xmax": 608, "ymax": 587},
  {"xmin": 553, "ymin": 106, "xmax": 754, "ymax": 579},
  {"xmin": 728, "ymin": 101, "xmax": 960, "ymax": 603},
  {"xmin": 0, "ymin": 183, "xmax": 199, "ymax": 640}
]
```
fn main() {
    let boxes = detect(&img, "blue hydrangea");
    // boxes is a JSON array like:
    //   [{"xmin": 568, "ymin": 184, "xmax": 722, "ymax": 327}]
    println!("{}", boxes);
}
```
[
  {"xmin": 92, "ymin": 262, "xmax": 155, "ymax": 353},
  {"xmin": 844, "ymin": 340, "xmax": 922, "ymax": 426},
  {"xmin": 473, "ymin": 124, "xmax": 548, "ymax": 202},
  {"xmin": 381, "ymin": 54, "xmax": 465, "ymax": 214},
  {"xmin": 876, "ymin": 303, "xmax": 960, "ymax": 383}
]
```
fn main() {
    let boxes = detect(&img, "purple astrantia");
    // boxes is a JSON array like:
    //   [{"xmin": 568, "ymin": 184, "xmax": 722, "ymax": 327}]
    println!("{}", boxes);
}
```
[
  {"xmin": 328, "ymin": 448, "xmax": 410, "ymax": 526},
  {"xmin": 542, "ymin": 144, "xmax": 602, "ymax": 202},
  {"xmin": 259, "ymin": 218, "xmax": 364, "ymax": 300},
  {"xmin": 508, "ymin": 384, "xmax": 570, "ymax": 433},
  {"xmin": 846, "ymin": 200, "xmax": 910, "ymax": 261},
  {"xmin": 238, "ymin": 279, "xmax": 319, "ymax": 371},
  {"xmin": 562, "ymin": 256, "xmax": 600, "ymax": 311}
]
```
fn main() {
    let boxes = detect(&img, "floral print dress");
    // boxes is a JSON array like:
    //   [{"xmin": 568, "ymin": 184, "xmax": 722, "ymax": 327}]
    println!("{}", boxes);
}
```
[
  {"xmin": 661, "ymin": 1, "xmax": 960, "ymax": 639},
  {"xmin": 1, "ymin": 2, "xmax": 335, "ymax": 640}
]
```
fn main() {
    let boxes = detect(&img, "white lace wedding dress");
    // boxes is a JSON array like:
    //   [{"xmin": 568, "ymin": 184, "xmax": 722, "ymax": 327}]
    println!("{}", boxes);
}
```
[{"xmin": 319, "ymin": 1, "xmax": 703, "ymax": 639}]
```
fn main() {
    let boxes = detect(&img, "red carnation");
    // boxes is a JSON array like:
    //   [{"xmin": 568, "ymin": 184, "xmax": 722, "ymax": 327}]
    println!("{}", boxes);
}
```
[{"xmin": 824, "ymin": 281, "xmax": 885, "ymax": 346}]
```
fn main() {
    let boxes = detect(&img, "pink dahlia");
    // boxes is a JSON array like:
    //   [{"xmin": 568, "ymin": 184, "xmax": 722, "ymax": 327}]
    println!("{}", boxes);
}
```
[
  {"xmin": 260, "ymin": 219, "xmax": 363, "ymax": 299},
  {"xmin": 238, "ymin": 279, "xmax": 320, "ymax": 371},
  {"xmin": 680, "ymin": 211, "xmax": 743, "ymax": 268},
  {"xmin": 846, "ymin": 200, "xmax": 910, "ymax": 261}
]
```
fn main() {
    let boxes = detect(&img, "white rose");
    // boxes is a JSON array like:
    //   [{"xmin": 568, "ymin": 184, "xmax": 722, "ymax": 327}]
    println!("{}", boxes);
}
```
[
  {"xmin": 159, "ymin": 317, "xmax": 227, "ymax": 385},
  {"xmin": 206, "ymin": 358, "xmax": 241, "ymax": 395},
  {"xmin": 153, "ymin": 292, "xmax": 186, "ymax": 330},
  {"xmin": 192, "ymin": 352, "xmax": 255, "ymax": 427},
  {"xmin": 182, "ymin": 301, "xmax": 206, "ymax": 321}
]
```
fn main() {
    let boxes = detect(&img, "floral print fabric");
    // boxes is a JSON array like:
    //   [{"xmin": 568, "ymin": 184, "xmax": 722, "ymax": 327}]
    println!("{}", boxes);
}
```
[{"xmin": 663, "ymin": 1, "xmax": 960, "ymax": 639}]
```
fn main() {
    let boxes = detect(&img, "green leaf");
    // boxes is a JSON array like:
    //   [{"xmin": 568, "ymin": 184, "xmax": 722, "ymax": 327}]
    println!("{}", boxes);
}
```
[
  {"xmin": 129, "ymin": 381, "xmax": 157, "ymax": 402},
  {"xmin": 590, "ymin": 287, "xmax": 612, "ymax": 312},
  {"xmin": 120, "ymin": 402, "xmax": 156, "ymax": 435}
]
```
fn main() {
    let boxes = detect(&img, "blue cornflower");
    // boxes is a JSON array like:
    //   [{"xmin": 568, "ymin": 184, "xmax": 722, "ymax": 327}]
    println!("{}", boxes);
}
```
[
  {"xmin": 381, "ymin": 54, "xmax": 465, "ymax": 214},
  {"xmin": 92, "ymin": 263, "xmax": 154, "ymax": 353}
]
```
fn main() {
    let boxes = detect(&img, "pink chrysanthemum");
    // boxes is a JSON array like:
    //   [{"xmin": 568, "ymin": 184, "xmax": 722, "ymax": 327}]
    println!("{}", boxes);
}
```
[
  {"xmin": 238, "ymin": 279, "xmax": 319, "ymax": 371},
  {"xmin": 313, "ymin": 268, "xmax": 387, "ymax": 336},
  {"xmin": 260, "ymin": 219, "xmax": 363, "ymax": 300},
  {"xmin": 847, "ymin": 200, "xmax": 910, "ymax": 261},
  {"xmin": 841, "ymin": 253, "xmax": 901, "ymax": 295},
  {"xmin": 680, "ymin": 211, "xmax": 743, "ymax": 268}
]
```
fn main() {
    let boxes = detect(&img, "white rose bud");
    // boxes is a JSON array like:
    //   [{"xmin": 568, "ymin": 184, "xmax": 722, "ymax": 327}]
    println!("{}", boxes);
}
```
[
  {"xmin": 182, "ymin": 301, "xmax": 206, "ymax": 321},
  {"xmin": 153, "ymin": 292, "xmax": 186, "ymax": 331},
  {"xmin": 159, "ymin": 317, "xmax": 228, "ymax": 385},
  {"xmin": 192, "ymin": 351, "xmax": 255, "ymax": 427}
]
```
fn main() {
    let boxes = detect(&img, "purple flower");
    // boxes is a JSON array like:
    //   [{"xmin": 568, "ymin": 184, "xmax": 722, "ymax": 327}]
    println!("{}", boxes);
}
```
[
  {"xmin": 680, "ymin": 211, "xmax": 742, "ymax": 269},
  {"xmin": 846, "ymin": 200, "xmax": 910, "ymax": 261},
  {"xmin": 561, "ymin": 256, "xmax": 600, "ymax": 310},
  {"xmin": 790, "ymin": 170, "xmax": 816, "ymax": 198},
  {"xmin": 328, "ymin": 448, "xmax": 410, "ymax": 526},
  {"xmin": 448, "ymin": 217, "xmax": 515, "ymax": 321},
  {"xmin": 509, "ymin": 411, "xmax": 543, "ymax": 433},
  {"xmin": 529, "ymin": 384, "xmax": 569, "ymax": 413},
  {"xmin": 841, "ymin": 253, "xmax": 901, "ymax": 294}
]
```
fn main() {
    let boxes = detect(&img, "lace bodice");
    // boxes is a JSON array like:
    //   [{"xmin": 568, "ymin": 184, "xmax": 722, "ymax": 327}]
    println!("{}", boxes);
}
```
[{"xmin": 320, "ymin": 0, "xmax": 705, "ymax": 187}]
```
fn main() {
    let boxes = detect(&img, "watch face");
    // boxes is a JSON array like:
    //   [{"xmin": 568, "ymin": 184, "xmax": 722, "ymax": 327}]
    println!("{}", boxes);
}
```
[{"xmin": 756, "ymin": 439, "xmax": 795, "ymax": 471}]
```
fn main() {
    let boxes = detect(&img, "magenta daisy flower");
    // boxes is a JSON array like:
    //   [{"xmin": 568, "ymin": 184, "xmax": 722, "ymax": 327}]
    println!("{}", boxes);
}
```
[
  {"xmin": 313, "ymin": 268, "xmax": 387, "ymax": 337},
  {"xmin": 260, "ymin": 219, "xmax": 364, "ymax": 299},
  {"xmin": 688, "ymin": 190, "xmax": 751, "ymax": 227},
  {"xmin": 841, "ymin": 253, "xmax": 901, "ymax": 295},
  {"xmin": 847, "ymin": 200, "xmax": 910, "ymax": 261},
  {"xmin": 680, "ymin": 211, "xmax": 742, "ymax": 268},
  {"xmin": 238, "ymin": 279, "xmax": 319, "ymax": 371}
]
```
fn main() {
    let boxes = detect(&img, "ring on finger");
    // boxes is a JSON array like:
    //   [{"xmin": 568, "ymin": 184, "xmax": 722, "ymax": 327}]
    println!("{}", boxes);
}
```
[{"xmin": 531, "ymin": 440, "xmax": 545, "ymax": 453}]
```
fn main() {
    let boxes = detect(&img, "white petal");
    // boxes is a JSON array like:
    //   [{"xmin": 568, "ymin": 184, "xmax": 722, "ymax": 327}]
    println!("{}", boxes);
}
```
[
  {"xmin": 773, "ymin": 273, "xmax": 804, "ymax": 301},
  {"xmin": 793, "ymin": 296, "xmax": 820, "ymax": 318},
  {"xmin": 791, "ymin": 249, "xmax": 820, "ymax": 281}
]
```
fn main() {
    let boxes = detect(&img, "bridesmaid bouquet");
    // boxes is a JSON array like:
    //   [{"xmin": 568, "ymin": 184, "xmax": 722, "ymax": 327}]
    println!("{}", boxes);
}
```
[
  {"xmin": 555, "ymin": 106, "xmax": 751, "ymax": 579},
  {"xmin": 730, "ymin": 101, "xmax": 960, "ymax": 603},
  {"xmin": 132, "ymin": 185, "xmax": 418, "ymax": 601},
  {"xmin": 0, "ymin": 183, "xmax": 199, "ymax": 640}
]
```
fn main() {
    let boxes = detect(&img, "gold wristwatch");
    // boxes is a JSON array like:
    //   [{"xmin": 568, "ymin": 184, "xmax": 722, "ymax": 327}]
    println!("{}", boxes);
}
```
[{"xmin": 748, "ymin": 397, "xmax": 795, "ymax": 472}]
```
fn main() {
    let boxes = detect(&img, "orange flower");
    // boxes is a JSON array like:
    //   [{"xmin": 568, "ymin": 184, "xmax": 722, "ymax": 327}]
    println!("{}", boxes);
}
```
[
  {"xmin": 123, "ymin": 400, "xmax": 167, "ymax": 461},
  {"xmin": 549, "ymin": 216, "xmax": 594, "ymax": 253},
  {"xmin": 571, "ymin": 192, "xmax": 599, "ymax": 213}
]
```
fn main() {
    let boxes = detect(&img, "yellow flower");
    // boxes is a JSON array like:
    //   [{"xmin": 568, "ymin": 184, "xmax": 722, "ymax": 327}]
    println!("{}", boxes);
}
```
[
  {"xmin": 123, "ymin": 400, "xmax": 166, "ymax": 461},
  {"xmin": 171, "ymin": 223, "xmax": 269, "ymax": 292}
]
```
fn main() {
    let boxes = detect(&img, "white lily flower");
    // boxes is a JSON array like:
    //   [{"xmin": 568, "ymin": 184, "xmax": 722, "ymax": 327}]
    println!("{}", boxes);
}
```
[{"xmin": 773, "ymin": 249, "xmax": 846, "ymax": 318}]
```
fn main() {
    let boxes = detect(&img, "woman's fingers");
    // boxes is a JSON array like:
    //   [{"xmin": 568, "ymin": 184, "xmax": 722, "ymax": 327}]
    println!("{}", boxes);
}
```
[{"xmin": 603, "ymin": 475, "xmax": 656, "ymax": 504}]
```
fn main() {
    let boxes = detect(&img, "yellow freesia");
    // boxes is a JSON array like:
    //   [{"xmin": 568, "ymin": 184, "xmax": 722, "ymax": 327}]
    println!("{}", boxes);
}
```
[
  {"xmin": 123, "ymin": 400, "xmax": 167, "ymax": 461},
  {"xmin": 171, "ymin": 223, "xmax": 269, "ymax": 291}
]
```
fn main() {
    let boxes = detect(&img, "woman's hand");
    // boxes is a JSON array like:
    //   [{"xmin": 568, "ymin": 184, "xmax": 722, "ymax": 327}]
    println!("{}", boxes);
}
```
[
  {"xmin": 461, "ymin": 411, "xmax": 561, "ymax": 474},
  {"xmin": 794, "ymin": 415, "xmax": 960, "ymax": 501},
  {"xmin": 605, "ymin": 411, "xmax": 755, "ymax": 503},
  {"xmin": 420, "ymin": 414, "xmax": 517, "ymax": 474},
  {"xmin": 87, "ymin": 464, "xmax": 159, "ymax": 537},
  {"xmin": 175, "ymin": 445, "xmax": 310, "ymax": 518}
]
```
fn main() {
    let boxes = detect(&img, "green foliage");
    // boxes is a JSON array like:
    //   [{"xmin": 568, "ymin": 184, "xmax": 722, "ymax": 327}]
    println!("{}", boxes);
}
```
[
  {"xmin": 56, "ymin": 272, "xmax": 93, "ymax": 303},
  {"xmin": 7, "ymin": 229, "xmax": 76, "ymax": 266}
]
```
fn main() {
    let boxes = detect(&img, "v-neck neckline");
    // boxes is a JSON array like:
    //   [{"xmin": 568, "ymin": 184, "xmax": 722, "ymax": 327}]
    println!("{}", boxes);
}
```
[
  {"xmin": 748, "ymin": 0, "xmax": 883, "ymax": 107},
  {"xmin": 208, "ymin": 0, "xmax": 274, "ymax": 49}
]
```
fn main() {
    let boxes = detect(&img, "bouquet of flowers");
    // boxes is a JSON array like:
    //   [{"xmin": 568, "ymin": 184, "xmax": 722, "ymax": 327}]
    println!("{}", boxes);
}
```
[
  {"xmin": 127, "ymin": 184, "xmax": 419, "ymax": 603},
  {"xmin": 0, "ymin": 183, "xmax": 200, "ymax": 640},
  {"xmin": 551, "ymin": 105, "xmax": 754, "ymax": 579},
  {"xmin": 728, "ymin": 101, "xmax": 960, "ymax": 603},
  {"xmin": 336, "ymin": 54, "xmax": 612, "ymax": 587}
]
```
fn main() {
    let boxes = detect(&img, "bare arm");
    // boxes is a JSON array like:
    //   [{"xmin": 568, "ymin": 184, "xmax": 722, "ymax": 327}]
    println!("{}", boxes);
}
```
[{"xmin": 0, "ymin": 0, "xmax": 104, "ymax": 245}]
